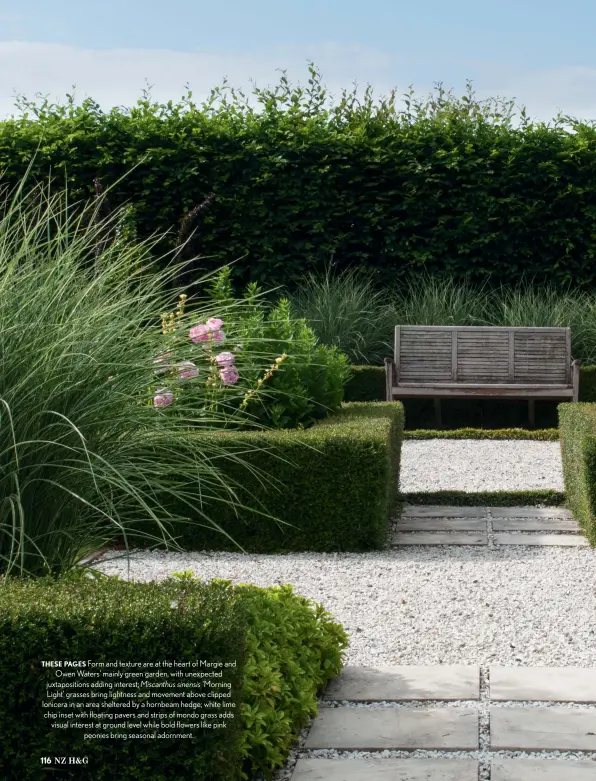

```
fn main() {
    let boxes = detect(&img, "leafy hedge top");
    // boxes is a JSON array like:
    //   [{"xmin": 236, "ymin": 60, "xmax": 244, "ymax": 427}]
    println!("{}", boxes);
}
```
[{"xmin": 2, "ymin": 65, "xmax": 596, "ymax": 292}]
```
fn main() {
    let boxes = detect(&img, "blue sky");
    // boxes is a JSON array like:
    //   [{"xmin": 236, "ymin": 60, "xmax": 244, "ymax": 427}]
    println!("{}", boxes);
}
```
[{"xmin": 1, "ymin": 0, "xmax": 595, "ymax": 127}]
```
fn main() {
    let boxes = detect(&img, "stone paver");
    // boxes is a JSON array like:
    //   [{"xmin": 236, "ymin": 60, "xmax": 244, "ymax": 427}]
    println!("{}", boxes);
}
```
[
  {"xmin": 397, "ymin": 518, "xmax": 487, "ymax": 531},
  {"xmin": 490, "ymin": 507, "xmax": 573, "ymax": 519},
  {"xmin": 490, "ymin": 707, "xmax": 596, "ymax": 750},
  {"xmin": 292, "ymin": 757, "xmax": 479, "ymax": 780},
  {"xmin": 401, "ymin": 506, "xmax": 486, "ymax": 518},
  {"xmin": 391, "ymin": 532, "xmax": 487, "ymax": 546},
  {"xmin": 491, "ymin": 666, "xmax": 596, "ymax": 702},
  {"xmin": 494, "ymin": 533, "xmax": 588, "ymax": 546},
  {"xmin": 492, "ymin": 758, "xmax": 596, "ymax": 780},
  {"xmin": 304, "ymin": 707, "xmax": 478, "ymax": 750},
  {"xmin": 492, "ymin": 517, "xmax": 579, "ymax": 531},
  {"xmin": 324, "ymin": 665, "xmax": 479, "ymax": 702}
]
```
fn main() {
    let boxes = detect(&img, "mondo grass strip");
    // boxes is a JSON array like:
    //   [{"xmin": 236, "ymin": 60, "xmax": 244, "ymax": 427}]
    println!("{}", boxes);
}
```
[
  {"xmin": 404, "ymin": 428, "xmax": 559, "ymax": 440},
  {"xmin": 400, "ymin": 490, "xmax": 567, "ymax": 507}
]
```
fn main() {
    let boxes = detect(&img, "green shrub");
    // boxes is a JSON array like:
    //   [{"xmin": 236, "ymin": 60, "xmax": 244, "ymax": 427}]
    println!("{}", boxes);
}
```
[
  {"xmin": 3, "ymin": 68, "xmax": 596, "ymax": 294},
  {"xmin": 0, "ymin": 570, "xmax": 347, "ymax": 781},
  {"xmin": 558, "ymin": 402, "xmax": 596, "ymax": 543},
  {"xmin": 123, "ymin": 402, "xmax": 405, "ymax": 553},
  {"xmin": 183, "ymin": 265, "xmax": 353, "ymax": 430}
]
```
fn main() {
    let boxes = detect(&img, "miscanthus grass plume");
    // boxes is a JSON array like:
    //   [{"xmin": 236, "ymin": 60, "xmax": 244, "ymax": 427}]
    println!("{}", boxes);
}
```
[{"xmin": 0, "ymin": 174, "xmax": 298, "ymax": 580}]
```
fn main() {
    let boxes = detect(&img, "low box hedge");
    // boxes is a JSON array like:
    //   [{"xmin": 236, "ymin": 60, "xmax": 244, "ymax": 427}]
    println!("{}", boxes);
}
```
[
  {"xmin": 0, "ymin": 570, "xmax": 348, "ymax": 781},
  {"xmin": 558, "ymin": 402, "xmax": 596, "ymax": 544},
  {"xmin": 128, "ymin": 401, "xmax": 404, "ymax": 554},
  {"xmin": 345, "ymin": 364, "xmax": 596, "ymax": 428}
]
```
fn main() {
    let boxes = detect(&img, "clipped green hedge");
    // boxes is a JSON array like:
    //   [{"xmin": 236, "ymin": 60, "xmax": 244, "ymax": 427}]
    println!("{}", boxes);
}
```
[
  {"xmin": 579, "ymin": 366, "xmax": 596, "ymax": 403},
  {"xmin": 126, "ymin": 402, "xmax": 404, "ymax": 553},
  {"xmin": 344, "ymin": 366, "xmax": 386, "ymax": 402},
  {"xmin": 344, "ymin": 364, "xmax": 596, "ymax": 428},
  {"xmin": 400, "ymin": 490, "xmax": 567, "ymax": 507},
  {"xmin": 0, "ymin": 571, "xmax": 347, "ymax": 781},
  {"xmin": 558, "ymin": 402, "xmax": 596, "ymax": 544},
  {"xmin": 3, "ymin": 73, "xmax": 596, "ymax": 292}
]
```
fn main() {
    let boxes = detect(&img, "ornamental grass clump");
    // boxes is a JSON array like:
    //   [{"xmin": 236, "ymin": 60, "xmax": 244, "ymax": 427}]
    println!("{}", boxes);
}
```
[{"xmin": 0, "ymin": 174, "xmax": 297, "ymax": 580}]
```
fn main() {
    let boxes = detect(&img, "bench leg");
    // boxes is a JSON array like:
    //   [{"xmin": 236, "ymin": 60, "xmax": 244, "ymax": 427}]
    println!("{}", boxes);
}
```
[
  {"xmin": 528, "ymin": 399, "xmax": 535, "ymax": 428},
  {"xmin": 434, "ymin": 398, "xmax": 442, "ymax": 428}
]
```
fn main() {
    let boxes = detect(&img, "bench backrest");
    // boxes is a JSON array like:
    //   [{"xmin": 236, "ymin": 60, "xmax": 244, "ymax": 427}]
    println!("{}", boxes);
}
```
[{"xmin": 394, "ymin": 326, "xmax": 571, "ymax": 385}]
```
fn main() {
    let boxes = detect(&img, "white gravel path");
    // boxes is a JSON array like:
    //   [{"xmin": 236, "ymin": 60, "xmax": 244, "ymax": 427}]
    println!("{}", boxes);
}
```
[
  {"xmin": 89, "ymin": 439, "xmax": 591, "ymax": 781},
  {"xmin": 93, "ymin": 545, "xmax": 596, "ymax": 668},
  {"xmin": 399, "ymin": 439, "xmax": 564, "ymax": 492}
]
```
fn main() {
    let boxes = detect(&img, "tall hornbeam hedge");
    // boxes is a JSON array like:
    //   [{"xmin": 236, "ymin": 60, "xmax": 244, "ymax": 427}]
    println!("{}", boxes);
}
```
[{"xmin": 2, "ymin": 65, "xmax": 596, "ymax": 293}]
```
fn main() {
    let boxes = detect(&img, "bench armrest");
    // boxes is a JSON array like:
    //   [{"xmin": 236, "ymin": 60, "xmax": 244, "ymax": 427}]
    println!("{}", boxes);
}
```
[
  {"xmin": 384, "ymin": 357, "xmax": 395, "ymax": 402},
  {"xmin": 572, "ymin": 359, "xmax": 581, "ymax": 402}
]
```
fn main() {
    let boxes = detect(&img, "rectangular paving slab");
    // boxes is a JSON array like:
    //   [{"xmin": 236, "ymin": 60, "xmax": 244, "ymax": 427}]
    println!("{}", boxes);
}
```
[
  {"xmin": 493, "ymin": 517, "xmax": 580, "ymax": 531},
  {"xmin": 391, "ymin": 532, "xmax": 487, "ymax": 546},
  {"xmin": 490, "ymin": 507, "xmax": 573, "ymax": 519},
  {"xmin": 491, "ymin": 707, "xmax": 596, "ymax": 750},
  {"xmin": 292, "ymin": 757, "xmax": 479, "ymax": 781},
  {"xmin": 304, "ymin": 707, "xmax": 478, "ymax": 750},
  {"xmin": 397, "ymin": 518, "xmax": 487, "ymax": 531},
  {"xmin": 491, "ymin": 666, "xmax": 596, "ymax": 702},
  {"xmin": 401, "ymin": 506, "xmax": 487, "ymax": 518},
  {"xmin": 494, "ymin": 533, "xmax": 588, "ymax": 546},
  {"xmin": 492, "ymin": 758, "xmax": 596, "ymax": 780},
  {"xmin": 324, "ymin": 665, "xmax": 480, "ymax": 701}
]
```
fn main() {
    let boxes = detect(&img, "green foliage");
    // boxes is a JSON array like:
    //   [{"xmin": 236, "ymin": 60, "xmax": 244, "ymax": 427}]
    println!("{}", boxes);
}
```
[
  {"xmin": 0, "ymin": 572, "xmax": 347, "ymax": 781},
  {"xmin": 388, "ymin": 274, "xmax": 491, "ymax": 327},
  {"xmin": 196, "ymin": 266, "xmax": 353, "ymax": 430},
  {"xmin": 579, "ymin": 366, "xmax": 596, "ymax": 401},
  {"xmin": 3, "ymin": 67, "xmax": 596, "ymax": 294},
  {"xmin": 0, "ymin": 574, "xmax": 247, "ymax": 780},
  {"xmin": 343, "ymin": 365, "xmax": 386, "ymax": 402},
  {"xmin": 400, "ymin": 490, "xmax": 567, "ymax": 506},
  {"xmin": 122, "ymin": 402, "xmax": 405, "ymax": 553},
  {"xmin": 558, "ymin": 402, "xmax": 596, "ymax": 544},
  {"xmin": 223, "ymin": 579, "xmax": 348, "ymax": 780},
  {"xmin": 286, "ymin": 262, "xmax": 395, "ymax": 365},
  {"xmin": 0, "ymin": 174, "xmax": 315, "ymax": 579},
  {"xmin": 405, "ymin": 428, "xmax": 559, "ymax": 440}
]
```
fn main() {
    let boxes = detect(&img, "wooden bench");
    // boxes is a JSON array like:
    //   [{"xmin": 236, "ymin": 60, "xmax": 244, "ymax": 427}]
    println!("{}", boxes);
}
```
[{"xmin": 384, "ymin": 326, "xmax": 580, "ymax": 427}]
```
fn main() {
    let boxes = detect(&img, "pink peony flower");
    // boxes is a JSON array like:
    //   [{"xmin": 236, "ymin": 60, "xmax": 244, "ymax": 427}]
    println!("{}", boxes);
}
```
[
  {"xmin": 177, "ymin": 361, "xmax": 199, "ymax": 380},
  {"xmin": 211, "ymin": 329, "xmax": 225, "ymax": 343},
  {"xmin": 189, "ymin": 324, "xmax": 211, "ymax": 343},
  {"xmin": 154, "ymin": 389, "xmax": 174, "ymax": 407},
  {"xmin": 219, "ymin": 367, "xmax": 239, "ymax": 385},
  {"xmin": 215, "ymin": 351, "xmax": 236, "ymax": 368},
  {"xmin": 206, "ymin": 317, "xmax": 224, "ymax": 331}
]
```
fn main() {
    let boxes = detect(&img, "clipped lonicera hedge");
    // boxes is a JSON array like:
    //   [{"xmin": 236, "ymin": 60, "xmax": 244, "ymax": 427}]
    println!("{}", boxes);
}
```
[
  {"xmin": 344, "ymin": 364, "xmax": 596, "ymax": 431},
  {"xmin": 558, "ymin": 402, "xmax": 596, "ymax": 544},
  {"xmin": 124, "ymin": 402, "xmax": 404, "ymax": 554},
  {"xmin": 0, "ymin": 570, "xmax": 348, "ymax": 781}
]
